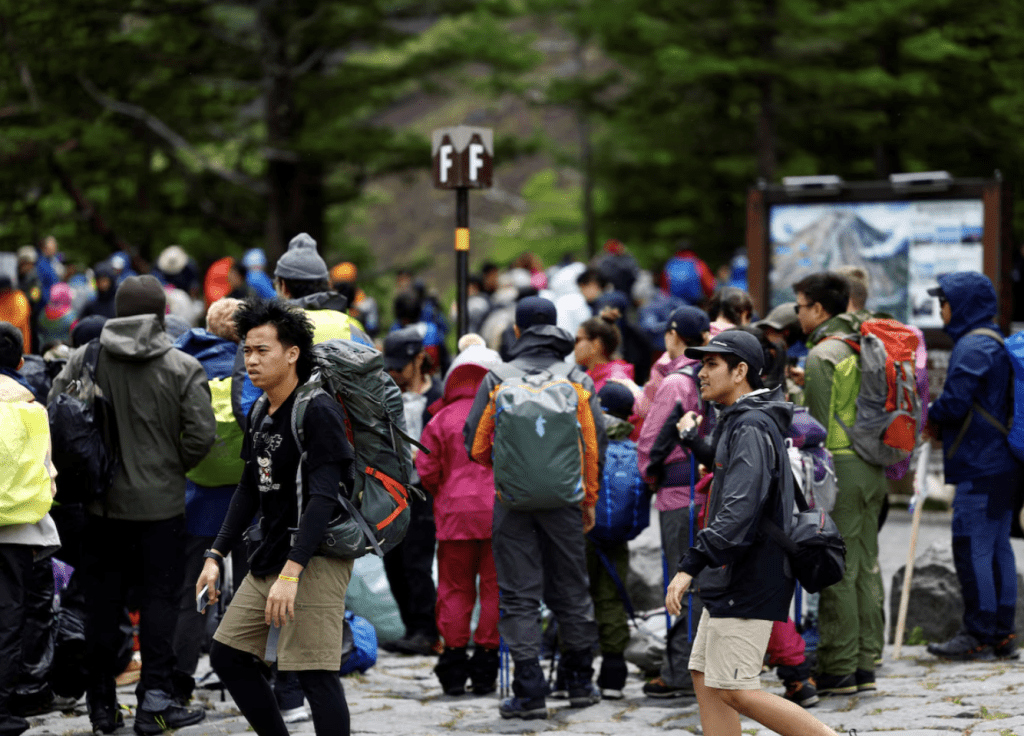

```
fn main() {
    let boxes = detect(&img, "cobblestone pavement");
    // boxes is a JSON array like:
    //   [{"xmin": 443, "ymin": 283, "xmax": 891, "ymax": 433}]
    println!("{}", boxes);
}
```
[
  {"xmin": 21, "ymin": 511, "xmax": 1024, "ymax": 736},
  {"xmin": 19, "ymin": 644, "xmax": 1024, "ymax": 736}
]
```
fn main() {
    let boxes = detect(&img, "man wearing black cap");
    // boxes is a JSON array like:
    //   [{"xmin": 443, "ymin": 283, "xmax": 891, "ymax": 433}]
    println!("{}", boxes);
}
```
[
  {"xmin": 49, "ymin": 275, "xmax": 216, "ymax": 735},
  {"xmin": 464, "ymin": 296, "xmax": 607, "ymax": 719},
  {"xmin": 665, "ymin": 331, "xmax": 835, "ymax": 736},
  {"xmin": 380, "ymin": 327, "xmax": 443, "ymax": 656}
]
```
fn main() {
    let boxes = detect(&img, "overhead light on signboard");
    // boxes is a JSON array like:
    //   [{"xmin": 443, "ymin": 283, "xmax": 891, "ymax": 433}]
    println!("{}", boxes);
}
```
[
  {"xmin": 782, "ymin": 175, "xmax": 844, "ymax": 196},
  {"xmin": 890, "ymin": 170, "xmax": 952, "ymax": 192}
]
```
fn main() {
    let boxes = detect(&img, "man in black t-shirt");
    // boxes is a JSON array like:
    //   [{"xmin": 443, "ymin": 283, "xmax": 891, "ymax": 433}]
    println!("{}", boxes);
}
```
[{"xmin": 196, "ymin": 298, "xmax": 356, "ymax": 736}]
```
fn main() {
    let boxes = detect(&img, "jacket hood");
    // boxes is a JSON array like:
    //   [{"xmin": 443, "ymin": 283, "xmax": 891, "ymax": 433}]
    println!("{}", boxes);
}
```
[
  {"xmin": 0, "ymin": 373, "xmax": 34, "ymax": 403},
  {"xmin": 291, "ymin": 290, "xmax": 349, "ymax": 312},
  {"xmin": 432, "ymin": 363, "xmax": 492, "ymax": 413},
  {"xmin": 939, "ymin": 272, "xmax": 999, "ymax": 341},
  {"xmin": 602, "ymin": 412, "xmax": 634, "ymax": 440},
  {"xmin": 718, "ymin": 384, "xmax": 793, "ymax": 436},
  {"xmin": 100, "ymin": 315, "xmax": 173, "ymax": 361},
  {"xmin": 507, "ymin": 324, "xmax": 574, "ymax": 361}
]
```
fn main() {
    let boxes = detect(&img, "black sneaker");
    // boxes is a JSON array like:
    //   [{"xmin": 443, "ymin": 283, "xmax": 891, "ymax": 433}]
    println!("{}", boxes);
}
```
[
  {"xmin": 642, "ymin": 676, "xmax": 694, "ymax": 698},
  {"xmin": 133, "ymin": 703, "xmax": 205, "ymax": 735},
  {"xmin": 783, "ymin": 678, "xmax": 819, "ymax": 707},
  {"xmin": 816, "ymin": 672, "xmax": 857, "ymax": 696},
  {"xmin": 88, "ymin": 703, "xmax": 124, "ymax": 735},
  {"xmin": 927, "ymin": 632, "xmax": 995, "ymax": 662},
  {"xmin": 567, "ymin": 682, "xmax": 601, "ymax": 708},
  {"xmin": 855, "ymin": 669, "xmax": 876, "ymax": 692},
  {"xmin": 0, "ymin": 714, "xmax": 30, "ymax": 736},
  {"xmin": 994, "ymin": 634, "xmax": 1019, "ymax": 660},
  {"xmin": 498, "ymin": 697, "xmax": 547, "ymax": 720}
]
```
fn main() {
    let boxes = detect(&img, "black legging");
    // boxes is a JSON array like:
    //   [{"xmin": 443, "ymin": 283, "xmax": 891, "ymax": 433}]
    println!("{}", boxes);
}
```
[{"xmin": 210, "ymin": 641, "xmax": 350, "ymax": 736}]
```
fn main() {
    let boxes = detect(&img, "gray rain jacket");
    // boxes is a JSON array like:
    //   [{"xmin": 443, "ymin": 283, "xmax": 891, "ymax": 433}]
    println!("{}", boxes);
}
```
[
  {"xmin": 678, "ymin": 386, "xmax": 796, "ymax": 621},
  {"xmin": 49, "ymin": 315, "xmax": 216, "ymax": 521}
]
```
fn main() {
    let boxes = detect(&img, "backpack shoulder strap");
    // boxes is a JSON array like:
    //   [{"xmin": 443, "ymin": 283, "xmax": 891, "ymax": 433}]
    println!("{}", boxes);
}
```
[
  {"xmin": 83, "ymin": 338, "xmax": 102, "ymax": 377},
  {"xmin": 965, "ymin": 327, "xmax": 1005, "ymax": 346},
  {"xmin": 290, "ymin": 382, "xmax": 326, "ymax": 449}
]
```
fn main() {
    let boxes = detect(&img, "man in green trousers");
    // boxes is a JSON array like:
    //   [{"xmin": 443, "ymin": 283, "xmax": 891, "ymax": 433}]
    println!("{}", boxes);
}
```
[{"xmin": 794, "ymin": 272, "xmax": 885, "ymax": 697}]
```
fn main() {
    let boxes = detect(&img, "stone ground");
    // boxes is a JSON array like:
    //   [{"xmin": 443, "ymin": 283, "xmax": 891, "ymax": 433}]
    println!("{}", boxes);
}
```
[{"xmin": 21, "ymin": 510, "xmax": 1024, "ymax": 736}]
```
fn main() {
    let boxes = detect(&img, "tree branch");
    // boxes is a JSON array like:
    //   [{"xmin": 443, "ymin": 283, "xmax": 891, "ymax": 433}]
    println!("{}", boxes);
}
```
[{"xmin": 78, "ymin": 74, "xmax": 269, "ymax": 195}]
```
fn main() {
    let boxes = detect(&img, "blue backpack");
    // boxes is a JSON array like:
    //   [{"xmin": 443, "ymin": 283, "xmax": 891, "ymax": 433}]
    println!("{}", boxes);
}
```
[
  {"xmin": 340, "ymin": 611, "xmax": 378, "ymax": 675},
  {"xmin": 974, "ymin": 329, "xmax": 1024, "ymax": 463},
  {"xmin": 589, "ymin": 439, "xmax": 650, "ymax": 545},
  {"xmin": 664, "ymin": 254, "xmax": 704, "ymax": 304}
]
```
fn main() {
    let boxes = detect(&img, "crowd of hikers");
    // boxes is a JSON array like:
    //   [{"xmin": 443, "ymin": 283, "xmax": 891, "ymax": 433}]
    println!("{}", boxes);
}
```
[{"xmin": 0, "ymin": 233, "xmax": 1019, "ymax": 736}]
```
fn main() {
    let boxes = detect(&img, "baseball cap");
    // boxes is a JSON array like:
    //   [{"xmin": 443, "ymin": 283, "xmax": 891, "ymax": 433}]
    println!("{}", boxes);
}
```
[
  {"xmin": 515, "ymin": 296, "xmax": 557, "ymax": 330},
  {"xmin": 754, "ymin": 302, "xmax": 799, "ymax": 331},
  {"xmin": 383, "ymin": 327, "xmax": 424, "ymax": 372},
  {"xmin": 667, "ymin": 305, "xmax": 710, "ymax": 339},
  {"xmin": 926, "ymin": 286, "xmax": 945, "ymax": 299},
  {"xmin": 684, "ymin": 329, "xmax": 765, "ymax": 375}
]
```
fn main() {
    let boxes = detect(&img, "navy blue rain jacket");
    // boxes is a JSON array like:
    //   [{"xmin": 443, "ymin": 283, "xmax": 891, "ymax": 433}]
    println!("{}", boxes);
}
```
[{"xmin": 929, "ymin": 272, "xmax": 1017, "ymax": 483}]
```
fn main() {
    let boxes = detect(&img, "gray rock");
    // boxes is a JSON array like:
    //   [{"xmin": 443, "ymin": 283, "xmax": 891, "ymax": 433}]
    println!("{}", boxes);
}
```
[
  {"xmin": 889, "ymin": 539, "xmax": 1024, "ymax": 644},
  {"xmin": 626, "ymin": 509, "xmax": 665, "ymax": 613}
]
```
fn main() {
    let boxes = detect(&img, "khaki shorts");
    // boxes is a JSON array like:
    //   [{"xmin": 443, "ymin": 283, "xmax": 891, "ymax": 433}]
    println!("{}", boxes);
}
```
[
  {"xmin": 213, "ymin": 555, "xmax": 353, "ymax": 671},
  {"xmin": 688, "ymin": 608, "xmax": 773, "ymax": 690}
]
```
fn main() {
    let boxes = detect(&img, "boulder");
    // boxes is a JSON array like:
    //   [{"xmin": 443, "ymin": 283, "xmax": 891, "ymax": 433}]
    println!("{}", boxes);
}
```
[
  {"xmin": 627, "ymin": 509, "xmax": 667, "ymax": 613},
  {"xmin": 889, "ymin": 540, "xmax": 1024, "ymax": 644}
]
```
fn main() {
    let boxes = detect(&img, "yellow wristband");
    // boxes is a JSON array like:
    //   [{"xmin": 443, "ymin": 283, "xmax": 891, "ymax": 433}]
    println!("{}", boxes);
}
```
[{"xmin": 278, "ymin": 574, "xmax": 300, "ymax": 583}]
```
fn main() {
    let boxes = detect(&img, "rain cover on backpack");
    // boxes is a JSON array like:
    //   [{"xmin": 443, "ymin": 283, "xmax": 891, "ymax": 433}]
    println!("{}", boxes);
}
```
[
  {"xmin": 490, "ymin": 363, "xmax": 585, "ymax": 510},
  {"xmin": 830, "ymin": 319, "xmax": 921, "ymax": 467},
  {"xmin": 589, "ymin": 438, "xmax": 650, "ymax": 545}
]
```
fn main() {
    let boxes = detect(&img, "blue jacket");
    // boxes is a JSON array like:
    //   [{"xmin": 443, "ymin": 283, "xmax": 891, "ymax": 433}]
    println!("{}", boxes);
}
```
[{"xmin": 929, "ymin": 272, "xmax": 1017, "ymax": 483}]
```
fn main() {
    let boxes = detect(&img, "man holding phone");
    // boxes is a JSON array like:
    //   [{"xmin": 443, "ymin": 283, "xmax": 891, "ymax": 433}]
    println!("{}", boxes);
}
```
[{"xmin": 195, "ymin": 297, "xmax": 356, "ymax": 736}]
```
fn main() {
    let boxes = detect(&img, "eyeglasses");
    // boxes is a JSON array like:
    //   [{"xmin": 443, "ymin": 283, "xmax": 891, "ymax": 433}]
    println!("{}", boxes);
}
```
[{"xmin": 794, "ymin": 301, "xmax": 815, "ymax": 314}]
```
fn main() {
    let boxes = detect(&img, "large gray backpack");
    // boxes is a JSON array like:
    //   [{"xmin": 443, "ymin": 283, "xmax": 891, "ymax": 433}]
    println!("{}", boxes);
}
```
[
  {"xmin": 489, "ymin": 362, "xmax": 586, "ymax": 510},
  {"xmin": 250, "ymin": 339, "xmax": 426, "ymax": 559}
]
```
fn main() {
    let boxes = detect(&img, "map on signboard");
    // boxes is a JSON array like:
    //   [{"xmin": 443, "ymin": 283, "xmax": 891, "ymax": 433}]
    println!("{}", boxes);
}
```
[{"xmin": 769, "ymin": 200, "xmax": 984, "ymax": 327}]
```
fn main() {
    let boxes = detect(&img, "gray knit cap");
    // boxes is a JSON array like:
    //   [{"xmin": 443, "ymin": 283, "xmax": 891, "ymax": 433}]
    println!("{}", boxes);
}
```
[{"xmin": 274, "ymin": 233, "xmax": 328, "ymax": 281}]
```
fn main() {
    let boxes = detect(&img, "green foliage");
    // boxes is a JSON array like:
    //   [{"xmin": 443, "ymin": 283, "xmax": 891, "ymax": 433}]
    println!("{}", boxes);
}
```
[{"xmin": 906, "ymin": 626, "xmax": 927, "ymax": 646}]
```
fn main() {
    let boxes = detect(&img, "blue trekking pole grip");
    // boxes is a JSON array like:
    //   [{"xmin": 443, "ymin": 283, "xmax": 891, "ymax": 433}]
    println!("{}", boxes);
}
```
[{"xmin": 687, "ymin": 450, "xmax": 696, "ymax": 643}]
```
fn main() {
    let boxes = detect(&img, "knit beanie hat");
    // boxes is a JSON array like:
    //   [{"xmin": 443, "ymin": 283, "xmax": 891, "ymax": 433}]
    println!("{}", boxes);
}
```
[
  {"xmin": 274, "ymin": 233, "xmax": 329, "ymax": 281},
  {"xmin": 115, "ymin": 274, "xmax": 166, "ymax": 323}
]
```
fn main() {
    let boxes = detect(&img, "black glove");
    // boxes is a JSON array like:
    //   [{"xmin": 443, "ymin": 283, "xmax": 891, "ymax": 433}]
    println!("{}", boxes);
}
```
[{"xmin": 647, "ymin": 402, "xmax": 686, "ymax": 485}]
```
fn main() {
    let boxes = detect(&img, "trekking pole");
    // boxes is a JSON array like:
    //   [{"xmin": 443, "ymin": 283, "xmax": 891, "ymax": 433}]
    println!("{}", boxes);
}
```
[
  {"xmin": 687, "ymin": 452, "xmax": 696, "ymax": 643},
  {"xmin": 661, "ymin": 552, "xmax": 672, "ymax": 633},
  {"xmin": 893, "ymin": 441, "xmax": 932, "ymax": 660}
]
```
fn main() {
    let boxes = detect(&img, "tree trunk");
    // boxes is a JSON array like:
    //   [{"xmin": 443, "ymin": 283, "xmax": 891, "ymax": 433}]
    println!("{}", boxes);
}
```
[
  {"xmin": 575, "ymin": 38, "xmax": 597, "ymax": 259},
  {"xmin": 259, "ymin": 0, "xmax": 325, "ymax": 264},
  {"xmin": 755, "ymin": 0, "xmax": 778, "ymax": 183}
]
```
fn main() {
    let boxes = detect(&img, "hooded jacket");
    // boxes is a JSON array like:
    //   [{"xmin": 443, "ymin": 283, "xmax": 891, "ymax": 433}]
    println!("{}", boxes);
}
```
[
  {"xmin": 0, "ymin": 374, "xmax": 60, "ymax": 555},
  {"xmin": 48, "ymin": 315, "xmax": 217, "ymax": 521},
  {"xmin": 463, "ymin": 324, "xmax": 608, "ymax": 508},
  {"xmin": 929, "ymin": 272, "xmax": 1017, "ymax": 483},
  {"xmin": 678, "ymin": 387, "xmax": 796, "ymax": 621},
  {"xmin": 417, "ymin": 359, "xmax": 499, "ymax": 540},
  {"xmin": 637, "ymin": 352, "xmax": 705, "ymax": 512}
]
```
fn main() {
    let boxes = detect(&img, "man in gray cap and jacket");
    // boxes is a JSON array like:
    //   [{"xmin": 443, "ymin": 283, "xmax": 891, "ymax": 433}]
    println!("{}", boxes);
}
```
[{"xmin": 49, "ymin": 275, "xmax": 216, "ymax": 736}]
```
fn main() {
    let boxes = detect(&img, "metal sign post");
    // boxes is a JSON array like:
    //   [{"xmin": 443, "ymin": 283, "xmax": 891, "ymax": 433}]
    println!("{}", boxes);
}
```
[{"xmin": 432, "ymin": 126, "xmax": 493, "ymax": 339}]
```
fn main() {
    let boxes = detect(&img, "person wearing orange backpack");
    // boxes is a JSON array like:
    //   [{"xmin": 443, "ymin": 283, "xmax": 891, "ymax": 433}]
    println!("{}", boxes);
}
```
[{"xmin": 794, "ymin": 272, "xmax": 885, "ymax": 697}]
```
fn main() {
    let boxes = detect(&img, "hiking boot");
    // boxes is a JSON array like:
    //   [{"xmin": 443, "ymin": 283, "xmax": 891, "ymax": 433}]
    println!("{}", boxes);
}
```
[
  {"xmin": 854, "ymin": 669, "xmax": 876, "ymax": 692},
  {"xmin": 133, "ymin": 703, "xmax": 205, "ymax": 735},
  {"xmin": 994, "ymin": 634, "xmax": 1019, "ymax": 660},
  {"xmin": 88, "ymin": 702, "xmax": 124, "ymax": 735},
  {"xmin": 434, "ymin": 647, "xmax": 469, "ymax": 696},
  {"xmin": 468, "ymin": 647, "xmax": 499, "ymax": 695},
  {"xmin": 567, "ymin": 682, "xmax": 600, "ymax": 708},
  {"xmin": 498, "ymin": 697, "xmax": 547, "ymax": 720},
  {"xmin": 596, "ymin": 653, "xmax": 627, "ymax": 694},
  {"xmin": 783, "ymin": 678, "xmax": 819, "ymax": 708},
  {"xmin": 815, "ymin": 672, "xmax": 857, "ymax": 696},
  {"xmin": 280, "ymin": 707, "xmax": 309, "ymax": 724},
  {"xmin": 642, "ymin": 676, "xmax": 694, "ymax": 698},
  {"xmin": 600, "ymin": 688, "xmax": 625, "ymax": 700},
  {"xmin": 391, "ymin": 633, "xmax": 442, "ymax": 657},
  {"xmin": 927, "ymin": 632, "xmax": 995, "ymax": 662}
]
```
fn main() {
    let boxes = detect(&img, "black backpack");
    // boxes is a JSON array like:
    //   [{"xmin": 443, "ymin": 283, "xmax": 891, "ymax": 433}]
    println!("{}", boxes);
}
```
[
  {"xmin": 47, "ymin": 340, "xmax": 121, "ymax": 504},
  {"xmin": 737, "ymin": 407, "xmax": 847, "ymax": 594}
]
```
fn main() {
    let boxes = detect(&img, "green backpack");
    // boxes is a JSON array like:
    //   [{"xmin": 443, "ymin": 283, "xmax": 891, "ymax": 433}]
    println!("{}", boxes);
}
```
[
  {"xmin": 490, "ymin": 362, "xmax": 586, "ymax": 510},
  {"xmin": 186, "ymin": 377, "xmax": 245, "ymax": 488},
  {"xmin": 251, "ymin": 339, "xmax": 427, "ymax": 559}
]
